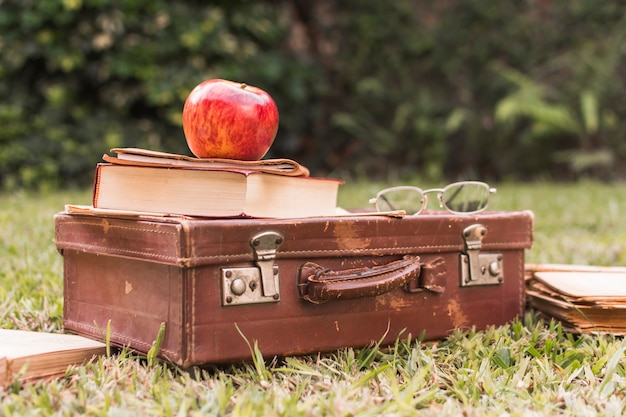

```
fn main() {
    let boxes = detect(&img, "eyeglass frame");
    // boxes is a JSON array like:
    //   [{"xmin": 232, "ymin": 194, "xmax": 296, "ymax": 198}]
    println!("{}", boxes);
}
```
[{"xmin": 368, "ymin": 181, "xmax": 497, "ymax": 215}]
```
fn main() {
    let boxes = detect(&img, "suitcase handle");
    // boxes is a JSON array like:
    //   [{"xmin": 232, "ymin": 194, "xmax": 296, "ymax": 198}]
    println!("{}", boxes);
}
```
[{"xmin": 298, "ymin": 255, "xmax": 424, "ymax": 304}]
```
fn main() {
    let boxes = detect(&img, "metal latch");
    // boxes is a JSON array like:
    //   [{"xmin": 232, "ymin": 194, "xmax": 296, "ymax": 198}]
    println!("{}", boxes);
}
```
[
  {"xmin": 460, "ymin": 224, "xmax": 503, "ymax": 287},
  {"xmin": 221, "ymin": 231, "xmax": 283, "ymax": 306}
]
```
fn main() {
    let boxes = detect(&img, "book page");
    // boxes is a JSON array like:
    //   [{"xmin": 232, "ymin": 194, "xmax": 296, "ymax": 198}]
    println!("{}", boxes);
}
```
[
  {"xmin": 0, "ymin": 330, "xmax": 106, "ymax": 385},
  {"xmin": 0, "ymin": 330, "xmax": 105, "ymax": 359},
  {"xmin": 0, "ymin": 357, "xmax": 7, "ymax": 385},
  {"xmin": 94, "ymin": 165, "xmax": 248, "ymax": 217},
  {"xmin": 533, "ymin": 271, "xmax": 626, "ymax": 298}
]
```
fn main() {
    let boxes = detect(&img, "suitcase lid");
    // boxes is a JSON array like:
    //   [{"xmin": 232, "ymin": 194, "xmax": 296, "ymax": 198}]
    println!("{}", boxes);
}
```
[{"xmin": 54, "ymin": 210, "xmax": 533, "ymax": 267}]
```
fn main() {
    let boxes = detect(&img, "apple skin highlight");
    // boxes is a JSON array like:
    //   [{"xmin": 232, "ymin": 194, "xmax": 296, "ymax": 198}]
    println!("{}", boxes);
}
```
[{"xmin": 182, "ymin": 79, "xmax": 279, "ymax": 160}]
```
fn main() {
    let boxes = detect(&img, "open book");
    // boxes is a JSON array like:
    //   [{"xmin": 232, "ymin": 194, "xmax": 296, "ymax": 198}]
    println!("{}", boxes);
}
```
[
  {"xmin": 103, "ymin": 148, "xmax": 311, "ymax": 177},
  {"xmin": 0, "ymin": 330, "xmax": 106, "ymax": 386},
  {"xmin": 525, "ymin": 264, "xmax": 626, "ymax": 335}
]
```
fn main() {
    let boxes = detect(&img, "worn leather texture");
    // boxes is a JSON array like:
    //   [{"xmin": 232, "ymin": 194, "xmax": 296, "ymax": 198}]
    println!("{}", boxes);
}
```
[{"xmin": 55, "ymin": 210, "xmax": 534, "ymax": 367}]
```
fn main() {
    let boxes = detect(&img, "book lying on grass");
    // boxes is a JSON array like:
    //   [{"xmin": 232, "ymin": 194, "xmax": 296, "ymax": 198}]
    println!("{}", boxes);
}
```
[
  {"xmin": 525, "ymin": 264, "xmax": 626, "ymax": 335},
  {"xmin": 103, "ymin": 148, "xmax": 311, "ymax": 177},
  {"xmin": 0, "ymin": 330, "xmax": 106, "ymax": 386},
  {"xmin": 92, "ymin": 163, "xmax": 343, "ymax": 219}
]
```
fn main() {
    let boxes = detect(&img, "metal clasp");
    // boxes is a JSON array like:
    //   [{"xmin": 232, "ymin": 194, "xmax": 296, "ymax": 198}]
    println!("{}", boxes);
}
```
[
  {"xmin": 221, "ymin": 231, "xmax": 283, "ymax": 306},
  {"xmin": 460, "ymin": 224, "xmax": 503, "ymax": 287},
  {"xmin": 250, "ymin": 231, "xmax": 283, "ymax": 298}
]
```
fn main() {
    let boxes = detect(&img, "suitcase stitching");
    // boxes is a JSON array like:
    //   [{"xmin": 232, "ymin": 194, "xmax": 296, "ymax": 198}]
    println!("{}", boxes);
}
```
[
  {"xmin": 190, "ymin": 270, "xmax": 197, "ymax": 365},
  {"xmin": 56, "ymin": 243, "xmax": 528, "ymax": 263},
  {"xmin": 58, "ymin": 221, "xmax": 182, "ymax": 262},
  {"xmin": 58, "ymin": 221, "xmax": 179, "ymax": 236},
  {"xmin": 64, "ymin": 320, "xmax": 179, "ymax": 358},
  {"xmin": 187, "ymin": 242, "xmax": 530, "ymax": 262},
  {"xmin": 58, "ymin": 220, "xmax": 533, "ymax": 260},
  {"xmin": 57, "ymin": 242, "xmax": 181, "ymax": 263},
  {"xmin": 517, "ymin": 250, "xmax": 526, "ymax": 316},
  {"xmin": 58, "ymin": 218, "xmax": 532, "ymax": 280},
  {"xmin": 59, "ymin": 220, "xmax": 533, "ymax": 245}
]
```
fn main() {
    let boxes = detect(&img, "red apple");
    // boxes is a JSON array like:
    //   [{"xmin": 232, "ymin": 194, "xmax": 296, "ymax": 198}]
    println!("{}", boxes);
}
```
[{"xmin": 182, "ymin": 79, "xmax": 279, "ymax": 160}]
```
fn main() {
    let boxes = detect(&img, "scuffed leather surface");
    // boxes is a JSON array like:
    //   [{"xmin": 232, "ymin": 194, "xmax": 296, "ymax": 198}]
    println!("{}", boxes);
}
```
[{"xmin": 56, "ymin": 210, "xmax": 533, "ymax": 367}]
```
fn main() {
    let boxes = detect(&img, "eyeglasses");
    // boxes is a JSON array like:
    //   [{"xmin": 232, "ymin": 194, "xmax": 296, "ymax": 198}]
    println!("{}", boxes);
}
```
[{"xmin": 369, "ymin": 181, "xmax": 496, "ymax": 215}]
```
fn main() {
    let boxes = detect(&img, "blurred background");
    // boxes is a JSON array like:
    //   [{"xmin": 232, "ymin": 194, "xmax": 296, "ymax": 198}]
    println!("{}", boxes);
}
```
[{"xmin": 1, "ymin": 0, "xmax": 625, "ymax": 190}]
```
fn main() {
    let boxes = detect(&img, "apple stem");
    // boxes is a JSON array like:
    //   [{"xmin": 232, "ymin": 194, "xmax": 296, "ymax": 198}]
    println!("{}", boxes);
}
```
[{"xmin": 240, "ymin": 83, "xmax": 248, "ymax": 90}]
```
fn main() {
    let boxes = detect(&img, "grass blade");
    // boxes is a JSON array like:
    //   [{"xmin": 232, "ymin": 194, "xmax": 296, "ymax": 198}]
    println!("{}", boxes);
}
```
[{"xmin": 147, "ymin": 322, "xmax": 166, "ymax": 367}]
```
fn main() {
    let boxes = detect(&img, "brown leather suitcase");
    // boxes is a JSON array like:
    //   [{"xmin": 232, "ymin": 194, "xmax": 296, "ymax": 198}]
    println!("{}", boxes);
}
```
[{"xmin": 55, "ymin": 210, "xmax": 533, "ymax": 367}]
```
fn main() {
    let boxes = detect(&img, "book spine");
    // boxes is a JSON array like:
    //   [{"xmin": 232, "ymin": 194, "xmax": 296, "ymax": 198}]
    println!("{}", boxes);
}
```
[{"xmin": 92, "ymin": 164, "xmax": 105, "ymax": 207}]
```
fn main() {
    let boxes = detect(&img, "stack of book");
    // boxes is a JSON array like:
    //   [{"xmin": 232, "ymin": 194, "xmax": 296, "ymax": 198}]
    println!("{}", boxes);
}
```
[
  {"xmin": 72, "ymin": 148, "xmax": 344, "ymax": 219},
  {"xmin": 525, "ymin": 264, "xmax": 626, "ymax": 335}
]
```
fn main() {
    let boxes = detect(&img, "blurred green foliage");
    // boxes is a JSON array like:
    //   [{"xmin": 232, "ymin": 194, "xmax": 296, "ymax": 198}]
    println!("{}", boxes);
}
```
[{"xmin": 1, "ymin": 1, "xmax": 626, "ymax": 189}]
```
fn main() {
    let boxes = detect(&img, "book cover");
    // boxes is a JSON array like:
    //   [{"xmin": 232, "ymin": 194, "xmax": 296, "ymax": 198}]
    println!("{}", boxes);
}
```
[
  {"xmin": 92, "ymin": 163, "xmax": 343, "ymax": 219},
  {"xmin": 103, "ymin": 148, "xmax": 311, "ymax": 177}
]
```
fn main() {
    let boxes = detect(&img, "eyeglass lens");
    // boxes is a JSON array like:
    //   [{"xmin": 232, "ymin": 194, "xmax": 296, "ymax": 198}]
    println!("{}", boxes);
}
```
[
  {"xmin": 375, "ymin": 188, "xmax": 424, "ymax": 214},
  {"xmin": 442, "ymin": 183, "xmax": 490, "ymax": 213}
]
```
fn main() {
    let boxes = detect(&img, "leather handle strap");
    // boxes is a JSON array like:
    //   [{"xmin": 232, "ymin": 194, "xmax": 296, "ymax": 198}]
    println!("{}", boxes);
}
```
[
  {"xmin": 298, "ymin": 255, "xmax": 422, "ymax": 304},
  {"xmin": 407, "ymin": 256, "xmax": 446, "ymax": 294}
]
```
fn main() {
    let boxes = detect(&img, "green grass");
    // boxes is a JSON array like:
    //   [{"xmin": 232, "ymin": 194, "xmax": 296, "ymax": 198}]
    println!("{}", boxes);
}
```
[{"xmin": 1, "ymin": 182, "xmax": 626, "ymax": 416}]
